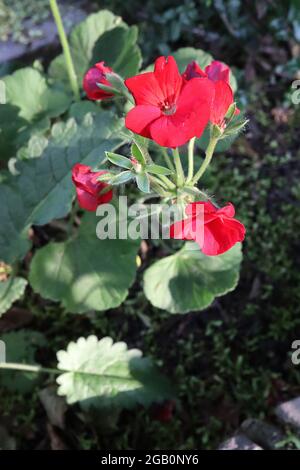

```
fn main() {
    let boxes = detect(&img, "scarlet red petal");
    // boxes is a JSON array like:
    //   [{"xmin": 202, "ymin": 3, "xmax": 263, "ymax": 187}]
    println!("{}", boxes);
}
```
[
  {"xmin": 211, "ymin": 81, "xmax": 234, "ymax": 126},
  {"xmin": 205, "ymin": 60, "xmax": 230, "ymax": 84},
  {"xmin": 153, "ymin": 56, "xmax": 183, "ymax": 103},
  {"xmin": 125, "ymin": 73, "xmax": 165, "ymax": 106},
  {"xmin": 217, "ymin": 202, "xmax": 235, "ymax": 218},
  {"xmin": 202, "ymin": 217, "xmax": 245, "ymax": 256},
  {"xmin": 182, "ymin": 61, "xmax": 206, "ymax": 81},
  {"xmin": 76, "ymin": 187, "xmax": 99, "ymax": 211},
  {"xmin": 125, "ymin": 105, "xmax": 162, "ymax": 138},
  {"xmin": 169, "ymin": 219, "xmax": 195, "ymax": 241},
  {"xmin": 83, "ymin": 65, "xmax": 113, "ymax": 101}
]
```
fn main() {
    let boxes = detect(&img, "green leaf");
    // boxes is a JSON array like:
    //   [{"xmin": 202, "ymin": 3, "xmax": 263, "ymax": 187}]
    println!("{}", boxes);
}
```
[
  {"xmin": 136, "ymin": 172, "xmax": 150, "ymax": 193},
  {"xmin": 92, "ymin": 26, "xmax": 141, "ymax": 77},
  {"xmin": 29, "ymin": 213, "xmax": 139, "ymax": 314},
  {"xmin": 0, "ymin": 277, "xmax": 27, "ymax": 316},
  {"xmin": 0, "ymin": 330, "xmax": 47, "ymax": 393},
  {"xmin": 0, "ymin": 104, "xmax": 28, "ymax": 161},
  {"xmin": 131, "ymin": 143, "xmax": 146, "ymax": 165},
  {"xmin": 110, "ymin": 170, "xmax": 133, "ymax": 185},
  {"xmin": 143, "ymin": 243, "xmax": 243, "ymax": 314},
  {"xmin": 56, "ymin": 335, "xmax": 174, "ymax": 410},
  {"xmin": 145, "ymin": 164, "xmax": 173, "ymax": 176},
  {"xmin": 3, "ymin": 67, "xmax": 72, "ymax": 122},
  {"xmin": 0, "ymin": 111, "xmax": 123, "ymax": 263},
  {"xmin": 173, "ymin": 47, "xmax": 213, "ymax": 73},
  {"xmin": 106, "ymin": 152, "xmax": 132, "ymax": 169},
  {"xmin": 49, "ymin": 10, "xmax": 126, "ymax": 86}
]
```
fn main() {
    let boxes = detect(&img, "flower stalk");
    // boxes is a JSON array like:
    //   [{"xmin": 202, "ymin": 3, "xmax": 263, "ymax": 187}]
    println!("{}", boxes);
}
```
[
  {"xmin": 192, "ymin": 135, "xmax": 219, "ymax": 185},
  {"xmin": 172, "ymin": 148, "xmax": 185, "ymax": 187},
  {"xmin": 49, "ymin": 0, "xmax": 80, "ymax": 101},
  {"xmin": 187, "ymin": 137, "xmax": 196, "ymax": 182}
]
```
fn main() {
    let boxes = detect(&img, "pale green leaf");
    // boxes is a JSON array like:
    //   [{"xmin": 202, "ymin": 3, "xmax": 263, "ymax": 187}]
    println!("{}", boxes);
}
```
[
  {"xmin": 106, "ymin": 152, "xmax": 132, "ymax": 169},
  {"xmin": 136, "ymin": 172, "xmax": 150, "ymax": 193},
  {"xmin": 56, "ymin": 335, "xmax": 173, "ymax": 409},
  {"xmin": 143, "ymin": 243, "xmax": 243, "ymax": 314}
]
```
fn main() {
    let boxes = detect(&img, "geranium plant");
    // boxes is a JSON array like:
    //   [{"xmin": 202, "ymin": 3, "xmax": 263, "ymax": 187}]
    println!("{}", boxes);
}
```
[{"xmin": 0, "ymin": 2, "xmax": 248, "ymax": 413}]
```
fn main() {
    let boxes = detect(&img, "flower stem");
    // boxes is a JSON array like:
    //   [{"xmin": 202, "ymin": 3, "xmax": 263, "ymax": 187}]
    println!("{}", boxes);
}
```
[
  {"xmin": 187, "ymin": 137, "xmax": 195, "ymax": 182},
  {"xmin": 192, "ymin": 136, "xmax": 218, "ymax": 185},
  {"xmin": 161, "ymin": 148, "xmax": 175, "ymax": 171},
  {"xmin": 0, "ymin": 362, "xmax": 60, "ymax": 375},
  {"xmin": 173, "ymin": 147, "xmax": 185, "ymax": 187},
  {"xmin": 49, "ymin": 0, "xmax": 80, "ymax": 101},
  {"xmin": 149, "ymin": 176, "xmax": 170, "ymax": 197},
  {"xmin": 156, "ymin": 174, "xmax": 176, "ymax": 190}
]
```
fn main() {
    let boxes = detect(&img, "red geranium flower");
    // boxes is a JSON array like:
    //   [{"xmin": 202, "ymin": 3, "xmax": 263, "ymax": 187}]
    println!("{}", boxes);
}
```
[
  {"xmin": 83, "ymin": 62, "xmax": 114, "ymax": 101},
  {"xmin": 72, "ymin": 163, "xmax": 113, "ymax": 211},
  {"xmin": 125, "ymin": 56, "xmax": 214, "ymax": 148},
  {"xmin": 183, "ymin": 60, "xmax": 239, "ymax": 129},
  {"xmin": 170, "ymin": 201, "xmax": 245, "ymax": 256}
]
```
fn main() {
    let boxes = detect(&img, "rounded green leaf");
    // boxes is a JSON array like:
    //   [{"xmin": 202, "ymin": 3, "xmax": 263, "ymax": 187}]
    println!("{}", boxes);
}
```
[
  {"xmin": 3, "ymin": 67, "xmax": 71, "ymax": 122},
  {"xmin": 143, "ymin": 242, "xmax": 243, "ymax": 314},
  {"xmin": 173, "ymin": 47, "xmax": 213, "ymax": 73},
  {"xmin": 29, "ymin": 213, "xmax": 139, "ymax": 313},
  {"xmin": 92, "ymin": 26, "xmax": 142, "ymax": 77},
  {"xmin": 56, "ymin": 335, "xmax": 174, "ymax": 410},
  {"xmin": 0, "ymin": 277, "xmax": 27, "ymax": 316}
]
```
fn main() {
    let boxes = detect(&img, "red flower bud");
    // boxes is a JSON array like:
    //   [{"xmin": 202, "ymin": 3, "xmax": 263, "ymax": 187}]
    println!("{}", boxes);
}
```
[
  {"xmin": 72, "ymin": 163, "xmax": 112, "ymax": 211},
  {"xmin": 183, "ymin": 59, "xmax": 239, "ymax": 129},
  {"xmin": 83, "ymin": 62, "xmax": 114, "ymax": 101}
]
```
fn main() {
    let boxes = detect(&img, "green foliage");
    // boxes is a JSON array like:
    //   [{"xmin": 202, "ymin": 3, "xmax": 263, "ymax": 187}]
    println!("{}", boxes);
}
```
[
  {"xmin": 144, "ymin": 243, "xmax": 242, "ymax": 314},
  {"xmin": 92, "ymin": 26, "xmax": 141, "ymax": 78},
  {"xmin": 49, "ymin": 10, "xmax": 141, "ymax": 88},
  {"xmin": 56, "ymin": 335, "xmax": 174, "ymax": 410},
  {"xmin": 0, "ymin": 111, "xmax": 122, "ymax": 263},
  {"xmin": 29, "ymin": 213, "xmax": 139, "ymax": 313},
  {"xmin": 0, "ymin": 277, "xmax": 27, "ymax": 316},
  {"xmin": 0, "ymin": 330, "xmax": 46, "ymax": 393},
  {"xmin": 3, "ymin": 67, "xmax": 71, "ymax": 122},
  {"xmin": 0, "ymin": 68, "xmax": 72, "ymax": 161}
]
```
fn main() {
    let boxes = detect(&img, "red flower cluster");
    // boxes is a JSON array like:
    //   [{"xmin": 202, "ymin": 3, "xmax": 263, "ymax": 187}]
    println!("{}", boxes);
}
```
[
  {"xmin": 83, "ymin": 62, "xmax": 114, "ymax": 100},
  {"xmin": 72, "ymin": 163, "xmax": 112, "ymax": 211},
  {"xmin": 124, "ymin": 56, "xmax": 238, "ymax": 147},
  {"xmin": 170, "ymin": 201, "xmax": 245, "ymax": 256},
  {"xmin": 125, "ymin": 56, "xmax": 214, "ymax": 148}
]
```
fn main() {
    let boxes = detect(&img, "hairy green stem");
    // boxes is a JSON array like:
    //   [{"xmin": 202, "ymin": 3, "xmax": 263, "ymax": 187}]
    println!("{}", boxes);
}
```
[
  {"xmin": 187, "ymin": 137, "xmax": 195, "ymax": 182},
  {"xmin": 161, "ymin": 148, "xmax": 175, "ymax": 171},
  {"xmin": 172, "ymin": 148, "xmax": 185, "ymax": 187},
  {"xmin": 156, "ymin": 174, "xmax": 176, "ymax": 190},
  {"xmin": 0, "ymin": 362, "xmax": 60, "ymax": 375},
  {"xmin": 49, "ymin": 0, "xmax": 80, "ymax": 101},
  {"xmin": 192, "ymin": 136, "xmax": 218, "ymax": 185}
]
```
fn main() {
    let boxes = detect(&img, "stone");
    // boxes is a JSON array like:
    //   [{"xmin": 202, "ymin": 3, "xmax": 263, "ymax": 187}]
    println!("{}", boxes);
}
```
[
  {"xmin": 241, "ymin": 418, "xmax": 284, "ymax": 449},
  {"xmin": 275, "ymin": 397, "xmax": 300, "ymax": 431},
  {"xmin": 218, "ymin": 433, "xmax": 262, "ymax": 450}
]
